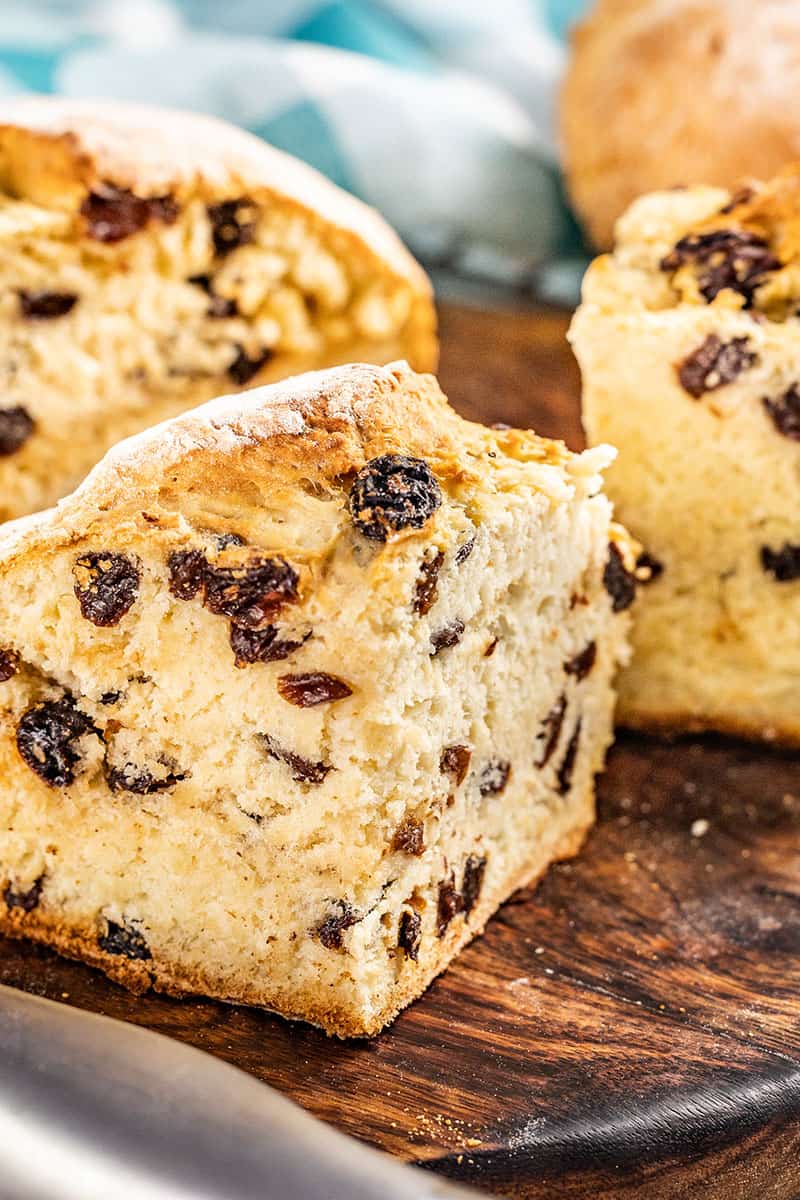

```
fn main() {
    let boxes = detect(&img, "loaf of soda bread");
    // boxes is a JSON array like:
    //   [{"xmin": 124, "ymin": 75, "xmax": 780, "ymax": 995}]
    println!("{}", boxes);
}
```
[
  {"xmin": 571, "ymin": 170, "xmax": 800, "ymax": 744},
  {"xmin": 0, "ymin": 96, "xmax": 435, "ymax": 522},
  {"xmin": 0, "ymin": 361, "xmax": 634, "ymax": 1036}
]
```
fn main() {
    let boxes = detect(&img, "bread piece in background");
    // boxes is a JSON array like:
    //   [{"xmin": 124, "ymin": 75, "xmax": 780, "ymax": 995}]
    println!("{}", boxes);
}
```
[
  {"xmin": 0, "ymin": 96, "xmax": 436, "ymax": 522},
  {"xmin": 571, "ymin": 168, "xmax": 800, "ymax": 744},
  {"xmin": 561, "ymin": 0, "xmax": 800, "ymax": 248}
]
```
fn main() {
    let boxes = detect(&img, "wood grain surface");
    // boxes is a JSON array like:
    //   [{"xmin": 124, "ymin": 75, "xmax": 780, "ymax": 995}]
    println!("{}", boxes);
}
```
[{"xmin": 2, "ymin": 302, "xmax": 799, "ymax": 1200}]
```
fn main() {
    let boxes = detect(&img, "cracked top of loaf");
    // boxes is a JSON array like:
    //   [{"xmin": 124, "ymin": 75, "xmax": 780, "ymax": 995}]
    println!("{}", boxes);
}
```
[
  {"xmin": 0, "ymin": 361, "xmax": 617, "ymax": 570},
  {"xmin": 0, "ymin": 95, "xmax": 429, "ymax": 297},
  {"xmin": 588, "ymin": 164, "xmax": 800, "ymax": 321}
]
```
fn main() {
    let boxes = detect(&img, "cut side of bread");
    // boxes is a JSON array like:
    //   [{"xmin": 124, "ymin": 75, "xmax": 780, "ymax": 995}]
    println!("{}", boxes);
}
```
[
  {"xmin": 571, "ymin": 170, "xmax": 800, "ymax": 744},
  {"xmin": 0, "ymin": 361, "xmax": 632, "ymax": 1036},
  {"xmin": 0, "ymin": 97, "xmax": 436, "ymax": 521}
]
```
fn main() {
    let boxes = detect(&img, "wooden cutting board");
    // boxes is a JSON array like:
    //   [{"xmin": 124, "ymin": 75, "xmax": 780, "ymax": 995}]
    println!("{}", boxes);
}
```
[{"xmin": 2, "ymin": 302, "xmax": 799, "ymax": 1200}]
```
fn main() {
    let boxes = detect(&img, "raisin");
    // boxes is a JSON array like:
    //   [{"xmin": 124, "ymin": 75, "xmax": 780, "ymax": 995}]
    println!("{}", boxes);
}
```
[
  {"xmin": 98, "ymin": 919, "xmax": 152, "ymax": 961},
  {"xmin": 636, "ymin": 551, "xmax": 664, "ymax": 582},
  {"xmin": 81, "ymin": 184, "xmax": 178, "ymax": 243},
  {"xmin": 213, "ymin": 294, "xmax": 240, "ymax": 319},
  {"xmin": 203, "ymin": 556, "xmax": 299, "ymax": 626},
  {"xmin": 719, "ymin": 187, "xmax": 755, "ymax": 215},
  {"xmin": 169, "ymin": 549, "xmax": 298, "ymax": 627},
  {"xmin": 413, "ymin": 549, "xmax": 444, "ymax": 615},
  {"xmin": 208, "ymin": 199, "xmax": 258, "ymax": 257},
  {"xmin": 73, "ymin": 552, "xmax": 140, "ymax": 626},
  {"xmin": 230, "ymin": 624, "xmax": 305, "ymax": 667},
  {"xmin": 168, "ymin": 549, "xmax": 207, "ymax": 600},
  {"xmin": 536, "ymin": 694, "xmax": 566, "ymax": 768},
  {"xmin": 430, "ymin": 619, "xmax": 464, "ymax": 656},
  {"xmin": 106, "ymin": 762, "xmax": 186, "ymax": 795},
  {"xmin": 677, "ymin": 334, "xmax": 756, "ymax": 399},
  {"xmin": 557, "ymin": 720, "xmax": 582, "ymax": 796},
  {"xmin": 603, "ymin": 543, "xmax": 637, "ymax": 613},
  {"xmin": 461, "ymin": 855, "xmax": 487, "ymax": 916},
  {"xmin": 392, "ymin": 816, "xmax": 425, "ymax": 856},
  {"xmin": 260, "ymin": 734, "xmax": 331, "ymax": 785},
  {"xmin": 277, "ymin": 672, "xmax": 353, "ymax": 707},
  {"xmin": 315, "ymin": 900, "xmax": 359, "ymax": 950},
  {"xmin": 16, "ymin": 697, "xmax": 96, "ymax": 788},
  {"xmin": 0, "ymin": 406, "xmax": 34, "ymax": 456},
  {"xmin": 18, "ymin": 290, "xmax": 78, "ymax": 319},
  {"xmin": 661, "ymin": 229, "xmax": 779, "ymax": 305},
  {"xmin": 436, "ymin": 876, "xmax": 463, "ymax": 937},
  {"xmin": 349, "ymin": 454, "xmax": 442, "ymax": 541},
  {"xmin": 455, "ymin": 535, "xmax": 476, "ymax": 564},
  {"xmin": 440, "ymin": 743, "xmax": 471, "ymax": 787},
  {"xmin": 764, "ymin": 385, "xmax": 800, "ymax": 441},
  {"xmin": 100, "ymin": 691, "xmax": 122, "ymax": 705},
  {"xmin": 0, "ymin": 648, "xmax": 19, "ymax": 681},
  {"xmin": 3, "ymin": 875, "xmax": 43, "ymax": 913},
  {"xmin": 142, "ymin": 196, "xmax": 179, "ymax": 225},
  {"xmin": 398, "ymin": 909, "xmax": 421, "ymax": 961},
  {"xmin": 761, "ymin": 543, "xmax": 800, "ymax": 582},
  {"xmin": 479, "ymin": 759, "xmax": 511, "ymax": 796},
  {"xmin": 228, "ymin": 346, "xmax": 272, "ymax": 386},
  {"xmin": 188, "ymin": 274, "xmax": 239, "ymax": 318},
  {"xmin": 565, "ymin": 642, "xmax": 597, "ymax": 682}
]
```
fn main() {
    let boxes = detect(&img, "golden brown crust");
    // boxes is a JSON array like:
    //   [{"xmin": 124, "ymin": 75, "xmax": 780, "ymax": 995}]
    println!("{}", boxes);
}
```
[
  {"xmin": 0, "ymin": 360, "xmax": 608, "ymax": 571},
  {"xmin": 561, "ymin": 0, "xmax": 800, "ymax": 248},
  {"xmin": 0, "ymin": 788, "xmax": 595, "ymax": 1038},
  {"xmin": 0, "ymin": 97, "xmax": 427, "ymax": 287}
]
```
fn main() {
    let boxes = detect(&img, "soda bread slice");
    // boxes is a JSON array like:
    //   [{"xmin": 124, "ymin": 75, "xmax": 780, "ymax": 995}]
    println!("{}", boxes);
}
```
[
  {"xmin": 571, "ymin": 169, "xmax": 800, "ymax": 744},
  {"xmin": 0, "ymin": 362, "xmax": 632, "ymax": 1036},
  {"xmin": 0, "ymin": 96, "xmax": 435, "ymax": 522}
]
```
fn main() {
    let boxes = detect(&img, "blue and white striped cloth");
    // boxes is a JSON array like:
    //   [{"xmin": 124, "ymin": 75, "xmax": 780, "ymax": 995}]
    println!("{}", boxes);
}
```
[{"xmin": 0, "ymin": 1, "xmax": 590, "ymax": 298}]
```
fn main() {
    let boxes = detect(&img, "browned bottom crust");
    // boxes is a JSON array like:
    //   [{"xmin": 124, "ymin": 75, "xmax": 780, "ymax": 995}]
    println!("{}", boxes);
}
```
[
  {"xmin": 0, "ymin": 791, "xmax": 595, "ymax": 1038},
  {"xmin": 618, "ymin": 705, "xmax": 800, "ymax": 750}
]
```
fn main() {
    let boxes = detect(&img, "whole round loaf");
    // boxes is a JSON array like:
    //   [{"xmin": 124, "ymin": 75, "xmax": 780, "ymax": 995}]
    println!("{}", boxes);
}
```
[{"xmin": 561, "ymin": 0, "xmax": 800, "ymax": 248}]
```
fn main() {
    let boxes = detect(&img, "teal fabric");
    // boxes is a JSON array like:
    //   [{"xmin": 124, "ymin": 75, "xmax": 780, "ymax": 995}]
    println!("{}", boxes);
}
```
[
  {"xmin": 0, "ymin": 1, "xmax": 591, "ymax": 296},
  {"xmin": 291, "ymin": 2, "xmax": 435, "ymax": 70},
  {"xmin": 256, "ymin": 100, "xmax": 358, "ymax": 195},
  {"xmin": 543, "ymin": 0, "xmax": 589, "ymax": 38}
]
